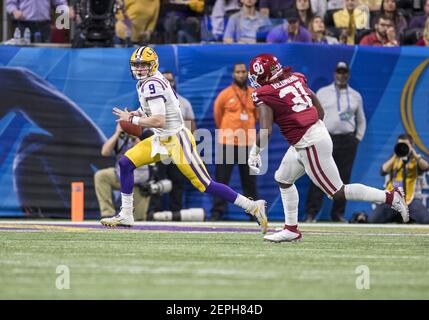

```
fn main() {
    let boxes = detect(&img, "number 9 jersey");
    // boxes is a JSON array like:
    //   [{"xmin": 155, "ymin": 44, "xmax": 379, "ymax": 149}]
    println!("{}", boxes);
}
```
[
  {"xmin": 136, "ymin": 70, "xmax": 184, "ymax": 137},
  {"xmin": 252, "ymin": 72, "xmax": 319, "ymax": 146}
]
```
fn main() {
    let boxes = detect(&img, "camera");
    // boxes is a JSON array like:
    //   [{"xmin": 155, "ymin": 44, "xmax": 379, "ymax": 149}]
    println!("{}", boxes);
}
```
[
  {"xmin": 140, "ymin": 179, "xmax": 172, "ymax": 196},
  {"xmin": 394, "ymin": 142, "xmax": 410, "ymax": 158},
  {"xmin": 72, "ymin": 0, "xmax": 117, "ymax": 48}
]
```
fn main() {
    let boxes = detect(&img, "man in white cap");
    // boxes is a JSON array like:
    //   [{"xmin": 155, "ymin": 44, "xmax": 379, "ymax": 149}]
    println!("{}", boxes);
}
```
[{"xmin": 305, "ymin": 61, "xmax": 366, "ymax": 222}]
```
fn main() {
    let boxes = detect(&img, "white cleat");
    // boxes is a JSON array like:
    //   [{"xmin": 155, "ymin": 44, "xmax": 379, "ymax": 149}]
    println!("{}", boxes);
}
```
[
  {"xmin": 100, "ymin": 212, "xmax": 134, "ymax": 227},
  {"xmin": 390, "ymin": 187, "xmax": 409, "ymax": 223},
  {"xmin": 264, "ymin": 227, "xmax": 302, "ymax": 243},
  {"xmin": 248, "ymin": 200, "xmax": 268, "ymax": 234}
]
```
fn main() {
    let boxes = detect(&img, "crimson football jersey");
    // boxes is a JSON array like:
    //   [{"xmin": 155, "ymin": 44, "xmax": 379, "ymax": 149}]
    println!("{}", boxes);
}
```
[{"xmin": 252, "ymin": 72, "xmax": 319, "ymax": 145}]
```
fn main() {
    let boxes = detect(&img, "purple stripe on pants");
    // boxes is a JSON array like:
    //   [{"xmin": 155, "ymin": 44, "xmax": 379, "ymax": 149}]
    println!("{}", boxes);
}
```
[
  {"xmin": 180, "ymin": 130, "xmax": 211, "ymax": 182},
  {"xmin": 176, "ymin": 132, "xmax": 208, "ymax": 188}
]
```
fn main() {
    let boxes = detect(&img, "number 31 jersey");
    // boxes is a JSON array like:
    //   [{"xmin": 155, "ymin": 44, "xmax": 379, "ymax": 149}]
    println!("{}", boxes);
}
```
[
  {"xmin": 136, "ymin": 71, "xmax": 184, "ymax": 137},
  {"xmin": 252, "ymin": 72, "xmax": 319, "ymax": 146}
]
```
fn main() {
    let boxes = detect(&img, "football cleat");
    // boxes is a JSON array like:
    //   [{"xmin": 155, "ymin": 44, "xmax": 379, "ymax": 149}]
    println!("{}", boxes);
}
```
[
  {"xmin": 264, "ymin": 225, "xmax": 302, "ymax": 243},
  {"xmin": 100, "ymin": 209, "xmax": 134, "ymax": 227},
  {"xmin": 390, "ymin": 187, "xmax": 409, "ymax": 223},
  {"xmin": 247, "ymin": 200, "xmax": 268, "ymax": 234}
]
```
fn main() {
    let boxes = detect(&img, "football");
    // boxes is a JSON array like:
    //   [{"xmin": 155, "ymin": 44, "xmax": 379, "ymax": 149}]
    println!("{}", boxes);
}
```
[{"xmin": 119, "ymin": 120, "xmax": 142, "ymax": 137}]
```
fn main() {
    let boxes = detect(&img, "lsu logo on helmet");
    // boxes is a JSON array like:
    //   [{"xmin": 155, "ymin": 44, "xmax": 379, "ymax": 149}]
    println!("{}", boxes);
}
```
[{"xmin": 129, "ymin": 46, "xmax": 159, "ymax": 80}]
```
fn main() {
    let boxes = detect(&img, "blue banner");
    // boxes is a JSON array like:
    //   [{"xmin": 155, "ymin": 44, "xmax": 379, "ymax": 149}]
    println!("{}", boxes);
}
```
[{"xmin": 1, "ymin": 44, "xmax": 428, "ymax": 220}]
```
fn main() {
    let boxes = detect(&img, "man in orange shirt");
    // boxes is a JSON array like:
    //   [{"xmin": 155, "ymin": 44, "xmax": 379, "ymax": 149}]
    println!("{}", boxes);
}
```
[{"xmin": 211, "ymin": 63, "xmax": 259, "ymax": 221}]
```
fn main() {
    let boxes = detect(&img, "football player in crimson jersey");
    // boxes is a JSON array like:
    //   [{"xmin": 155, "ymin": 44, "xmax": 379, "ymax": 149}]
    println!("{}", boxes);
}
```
[{"xmin": 247, "ymin": 53, "xmax": 410, "ymax": 242}]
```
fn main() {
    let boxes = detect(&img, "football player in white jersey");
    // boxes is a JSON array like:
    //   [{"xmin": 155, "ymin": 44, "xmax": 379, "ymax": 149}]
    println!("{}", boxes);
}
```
[{"xmin": 101, "ymin": 46, "xmax": 268, "ymax": 232}]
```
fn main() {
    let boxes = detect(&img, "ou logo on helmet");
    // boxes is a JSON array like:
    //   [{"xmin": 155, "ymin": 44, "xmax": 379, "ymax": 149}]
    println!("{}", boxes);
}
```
[
  {"xmin": 253, "ymin": 62, "xmax": 265, "ymax": 75},
  {"xmin": 400, "ymin": 58, "xmax": 429, "ymax": 156}
]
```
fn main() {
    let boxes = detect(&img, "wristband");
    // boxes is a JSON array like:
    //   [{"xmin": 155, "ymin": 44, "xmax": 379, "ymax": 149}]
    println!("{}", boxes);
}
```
[{"xmin": 131, "ymin": 116, "xmax": 141, "ymax": 125}]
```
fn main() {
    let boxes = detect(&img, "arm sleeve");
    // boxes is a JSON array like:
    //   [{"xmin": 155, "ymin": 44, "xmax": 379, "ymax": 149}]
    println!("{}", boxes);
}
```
[
  {"xmin": 148, "ymin": 97, "xmax": 166, "ymax": 116},
  {"xmin": 6, "ymin": 0, "xmax": 19, "ymax": 13},
  {"xmin": 355, "ymin": 93, "xmax": 366, "ymax": 141}
]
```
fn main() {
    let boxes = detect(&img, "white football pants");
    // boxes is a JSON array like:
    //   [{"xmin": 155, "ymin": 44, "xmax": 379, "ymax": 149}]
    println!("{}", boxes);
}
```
[{"xmin": 274, "ymin": 130, "xmax": 343, "ymax": 198}]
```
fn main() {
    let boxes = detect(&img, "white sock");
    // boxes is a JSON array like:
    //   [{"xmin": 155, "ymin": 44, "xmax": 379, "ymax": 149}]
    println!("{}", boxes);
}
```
[
  {"xmin": 280, "ymin": 184, "xmax": 299, "ymax": 226},
  {"xmin": 121, "ymin": 193, "xmax": 134, "ymax": 216},
  {"xmin": 344, "ymin": 184, "xmax": 386, "ymax": 204},
  {"xmin": 234, "ymin": 194, "xmax": 254, "ymax": 211}
]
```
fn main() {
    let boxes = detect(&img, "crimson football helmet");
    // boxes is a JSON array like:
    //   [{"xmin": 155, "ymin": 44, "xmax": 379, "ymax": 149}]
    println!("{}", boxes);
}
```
[{"xmin": 248, "ymin": 53, "xmax": 284, "ymax": 88}]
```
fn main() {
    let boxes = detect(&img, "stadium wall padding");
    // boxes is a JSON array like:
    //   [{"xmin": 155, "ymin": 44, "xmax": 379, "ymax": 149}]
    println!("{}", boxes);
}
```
[{"xmin": 0, "ymin": 44, "xmax": 429, "ymax": 220}]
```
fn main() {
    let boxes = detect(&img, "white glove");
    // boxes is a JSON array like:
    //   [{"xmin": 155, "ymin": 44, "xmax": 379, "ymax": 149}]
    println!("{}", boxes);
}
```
[
  {"xmin": 248, "ymin": 153, "xmax": 262, "ymax": 174},
  {"xmin": 248, "ymin": 143, "xmax": 263, "ymax": 174}
]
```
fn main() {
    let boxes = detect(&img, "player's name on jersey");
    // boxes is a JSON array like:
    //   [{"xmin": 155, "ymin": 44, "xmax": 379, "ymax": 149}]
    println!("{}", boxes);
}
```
[{"xmin": 271, "ymin": 75, "xmax": 300, "ymax": 89}]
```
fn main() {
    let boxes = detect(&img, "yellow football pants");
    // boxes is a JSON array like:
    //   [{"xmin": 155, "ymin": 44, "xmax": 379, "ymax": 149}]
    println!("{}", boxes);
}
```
[{"xmin": 125, "ymin": 128, "xmax": 211, "ymax": 192}]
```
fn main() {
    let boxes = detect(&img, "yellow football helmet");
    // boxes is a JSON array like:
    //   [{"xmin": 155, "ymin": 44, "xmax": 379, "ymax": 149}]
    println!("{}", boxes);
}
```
[{"xmin": 129, "ymin": 46, "xmax": 159, "ymax": 80}]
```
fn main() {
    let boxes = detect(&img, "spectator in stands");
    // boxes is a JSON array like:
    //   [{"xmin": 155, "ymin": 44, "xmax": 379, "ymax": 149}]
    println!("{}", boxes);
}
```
[
  {"xmin": 295, "ymin": 0, "xmax": 315, "ymax": 28},
  {"xmin": 360, "ymin": 14, "xmax": 398, "ymax": 45},
  {"xmin": 266, "ymin": 13, "xmax": 312, "ymax": 43},
  {"xmin": 160, "ymin": 0, "xmax": 204, "ymax": 44},
  {"xmin": 309, "ymin": 15, "xmax": 340, "ymax": 43},
  {"xmin": 305, "ymin": 61, "xmax": 366, "ymax": 223},
  {"xmin": 259, "ymin": 0, "xmax": 295, "ymax": 18},
  {"xmin": 95, "ymin": 124, "xmax": 151, "ymax": 220},
  {"xmin": 377, "ymin": 0, "xmax": 407, "ymax": 41},
  {"xmin": 115, "ymin": 0, "xmax": 160, "ymax": 45},
  {"xmin": 6, "ymin": 0, "xmax": 71, "ymax": 43},
  {"xmin": 211, "ymin": 63, "xmax": 258, "ymax": 221},
  {"xmin": 370, "ymin": 134, "xmax": 429, "ymax": 224},
  {"xmin": 333, "ymin": 0, "xmax": 369, "ymax": 44},
  {"xmin": 223, "ymin": 0, "xmax": 272, "ymax": 43},
  {"xmin": 409, "ymin": 0, "xmax": 429, "ymax": 29},
  {"xmin": 211, "ymin": 0, "xmax": 240, "ymax": 41},
  {"xmin": 416, "ymin": 16, "xmax": 429, "ymax": 45}
]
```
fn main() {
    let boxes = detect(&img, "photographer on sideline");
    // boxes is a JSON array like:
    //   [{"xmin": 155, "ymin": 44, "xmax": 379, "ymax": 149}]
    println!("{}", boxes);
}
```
[
  {"xmin": 95, "ymin": 124, "xmax": 152, "ymax": 220},
  {"xmin": 370, "ymin": 134, "xmax": 429, "ymax": 224}
]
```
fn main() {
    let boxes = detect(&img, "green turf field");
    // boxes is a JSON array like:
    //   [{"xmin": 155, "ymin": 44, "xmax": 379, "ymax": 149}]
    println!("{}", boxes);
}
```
[{"xmin": 0, "ymin": 222, "xmax": 428, "ymax": 299}]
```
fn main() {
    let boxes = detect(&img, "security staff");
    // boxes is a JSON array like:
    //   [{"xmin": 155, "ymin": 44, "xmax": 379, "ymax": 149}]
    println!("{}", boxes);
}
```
[{"xmin": 305, "ymin": 61, "xmax": 366, "ymax": 222}]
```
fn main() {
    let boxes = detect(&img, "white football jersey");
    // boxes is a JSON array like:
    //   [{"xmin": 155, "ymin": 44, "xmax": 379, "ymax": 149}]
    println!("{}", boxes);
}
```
[{"xmin": 136, "ymin": 71, "xmax": 184, "ymax": 137}]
